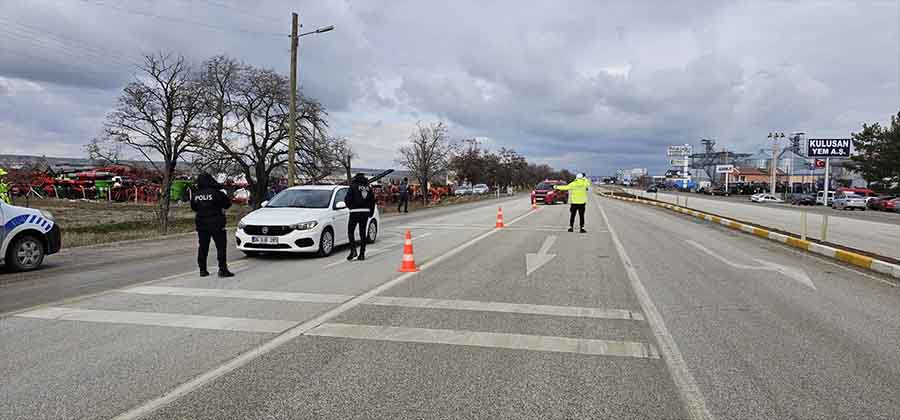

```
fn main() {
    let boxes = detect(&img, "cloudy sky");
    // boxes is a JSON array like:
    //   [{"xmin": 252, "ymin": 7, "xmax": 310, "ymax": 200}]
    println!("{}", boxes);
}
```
[{"xmin": 1, "ymin": 0, "xmax": 898, "ymax": 175}]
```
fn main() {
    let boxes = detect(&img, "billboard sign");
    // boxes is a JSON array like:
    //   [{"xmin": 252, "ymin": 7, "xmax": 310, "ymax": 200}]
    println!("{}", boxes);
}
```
[
  {"xmin": 807, "ymin": 138, "xmax": 851, "ymax": 157},
  {"xmin": 715, "ymin": 165, "xmax": 734, "ymax": 174},
  {"xmin": 667, "ymin": 145, "xmax": 692, "ymax": 156}
]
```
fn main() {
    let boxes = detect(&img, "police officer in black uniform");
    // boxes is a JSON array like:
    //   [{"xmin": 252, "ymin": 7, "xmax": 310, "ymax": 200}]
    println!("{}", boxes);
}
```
[
  {"xmin": 346, "ymin": 173, "xmax": 376, "ymax": 261},
  {"xmin": 190, "ymin": 173, "xmax": 234, "ymax": 277}
]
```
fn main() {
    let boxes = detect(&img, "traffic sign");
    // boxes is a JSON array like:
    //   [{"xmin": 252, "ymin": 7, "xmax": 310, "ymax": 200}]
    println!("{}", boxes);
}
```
[
  {"xmin": 808, "ymin": 139, "xmax": 851, "ymax": 157},
  {"xmin": 667, "ymin": 145, "xmax": 692, "ymax": 156},
  {"xmin": 669, "ymin": 159, "xmax": 688, "ymax": 166},
  {"xmin": 715, "ymin": 165, "xmax": 734, "ymax": 174}
]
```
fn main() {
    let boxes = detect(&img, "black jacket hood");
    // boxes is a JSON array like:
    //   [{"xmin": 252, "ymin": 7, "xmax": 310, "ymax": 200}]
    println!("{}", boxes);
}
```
[{"xmin": 196, "ymin": 173, "xmax": 219, "ymax": 189}]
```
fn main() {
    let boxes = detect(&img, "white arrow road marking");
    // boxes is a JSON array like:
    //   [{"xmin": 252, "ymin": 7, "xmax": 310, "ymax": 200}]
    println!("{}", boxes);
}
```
[
  {"xmin": 685, "ymin": 239, "xmax": 816, "ymax": 290},
  {"xmin": 526, "ymin": 235, "xmax": 557, "ymax": 276}
]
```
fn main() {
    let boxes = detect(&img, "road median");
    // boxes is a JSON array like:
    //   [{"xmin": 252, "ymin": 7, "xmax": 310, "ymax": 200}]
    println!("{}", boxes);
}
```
[{"xmin": 599, "ymin": 190, "xmax": 900, "ymax": 281}]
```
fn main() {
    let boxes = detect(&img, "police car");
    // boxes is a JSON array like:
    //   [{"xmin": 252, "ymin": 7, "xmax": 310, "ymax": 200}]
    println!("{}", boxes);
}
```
[
  {"xmin": 1, "ymin": 201, "xmax": 61, "ymax": 271},
  {"xmin": 235, "ymin": 185, "xmax": 379, "ymax": 257}
]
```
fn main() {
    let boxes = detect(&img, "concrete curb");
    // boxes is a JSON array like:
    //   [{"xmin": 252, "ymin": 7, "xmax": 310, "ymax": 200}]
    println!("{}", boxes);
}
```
[{"xmin": 600, "ymin": 192, "xmax": 900, "ymax": 280}]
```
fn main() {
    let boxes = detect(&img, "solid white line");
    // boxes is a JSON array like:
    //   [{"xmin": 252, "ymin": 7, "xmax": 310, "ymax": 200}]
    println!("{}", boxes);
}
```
[
  {"xmin": 123, "ymin": 286, "xmax": 352, "ymax": 304},
  {"xmin": 598, "ymin": 203, "xmax": 714, "ymax": 420},
  {"xmin": 15, "ymin": 307, "xmax": 295, "ymax": 334},
  {"xmin": 306, "ymin": 323, "xmax": 659, "ymax": 359},
  {"xmin": 366, "ymin": 296, "xmax": 644, "ymax": 321},
  {"xmin": 111, "ymin": 207, "xmax": 538, "ymax": 420}
]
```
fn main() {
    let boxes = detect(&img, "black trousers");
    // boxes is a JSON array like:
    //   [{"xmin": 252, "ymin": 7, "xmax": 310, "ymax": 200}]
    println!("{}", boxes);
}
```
[
  {"xmin": 198, "ymin": 229, "xmax": 227, "ymax": 270},
  {"xmin": 398, "ymin": 195, "xmax": 408, "ymax": 212},
  {"xmin": 569, "ymin": 203, "xmax": 586, "ymax": 228},
  {"xmin": 348, "ymin": 212, "xmax": 369, "ymax": 251}
]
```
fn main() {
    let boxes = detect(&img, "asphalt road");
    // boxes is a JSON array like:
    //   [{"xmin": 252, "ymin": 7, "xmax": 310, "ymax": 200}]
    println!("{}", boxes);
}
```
[
  {"xmin": 2, "ymin": 191, "xmax": 899, "ymax": 419},
  {"xmin": 627, "ymin": 188, "xmax": 900, "ymax": 260}
]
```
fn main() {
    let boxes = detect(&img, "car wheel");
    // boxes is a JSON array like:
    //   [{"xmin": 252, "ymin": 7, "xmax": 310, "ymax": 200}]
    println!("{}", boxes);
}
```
[
  {"xmin": 242, "ymin": 251, "xmax": 261, "ymax": 257},
  {"xmin": 317, "ymin": 228, "xmax": 334, "ymax": 257},
  {"xmin": 366, "ymin": 220, "xmax": 378, "ymax": 244},
  {"xmin": 6, "ymin": 234, "xmax": 44, "ymax": 272}
]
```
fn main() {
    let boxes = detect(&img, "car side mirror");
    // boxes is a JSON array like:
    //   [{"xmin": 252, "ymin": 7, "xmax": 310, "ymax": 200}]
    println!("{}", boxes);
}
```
[
  {"xmin": 335, "ymin": 201, "xmax": 347, "ymax": 209},
  {"xmin": 260, "ymin": 200, "xmax": 269, "ymax": 208}
]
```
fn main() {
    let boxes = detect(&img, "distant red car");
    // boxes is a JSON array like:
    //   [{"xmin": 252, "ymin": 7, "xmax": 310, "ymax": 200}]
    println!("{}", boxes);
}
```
[
  {"xmin": 884, "ymin": 198, "xmax": 899, "ymax": 212},
  {"xmin": 531, "ymin": 180, "xmax": 568, "ymax": 205}
]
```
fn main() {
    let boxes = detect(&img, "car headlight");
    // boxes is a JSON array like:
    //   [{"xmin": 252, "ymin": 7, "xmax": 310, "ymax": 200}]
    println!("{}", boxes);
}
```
[
  {"xmin": 39, "ymin": 210, "xmax": 55, "ymax": 222},
  {"xmin": 237, "ymin": 221, "xmax": 246, "ymax": 230},
  {"xmin": 289, "ymin": 221, "xmax": 318, "ymax": 231}
]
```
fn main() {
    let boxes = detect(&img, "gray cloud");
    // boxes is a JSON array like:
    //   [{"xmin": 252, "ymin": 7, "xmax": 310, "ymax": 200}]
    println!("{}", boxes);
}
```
[{"xmin": 1, "ymin": 0, "xmax": 897, "ymax": 175}]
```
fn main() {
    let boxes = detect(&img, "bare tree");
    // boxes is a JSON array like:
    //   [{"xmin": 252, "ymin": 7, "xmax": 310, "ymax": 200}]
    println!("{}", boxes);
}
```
[
  {"xmin": 332, "ymin": 137, "xmax": 355, "ymax": 185},
  {"xmin": 293, "ymin": 115, "xmax": 336, "ymax": 184},
  {"xmin": 85, "ymin": 136, "xmax": 124, "ymax": 165},
  {"xmin": 195, "ymin": 57, "xmax": 331, "ymax": 206},
  {"xmin": 396, "ymin": 121, "xmax": 455, "ymax": 205},
  {"xmin": 103, "ymin": 53, "xmax": 204, "ymax": 234}
]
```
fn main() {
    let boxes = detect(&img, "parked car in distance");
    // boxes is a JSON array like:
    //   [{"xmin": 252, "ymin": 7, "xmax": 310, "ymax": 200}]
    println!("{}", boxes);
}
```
[
  {"xmin": 646, "ymin": 185, "xmax": 658, "ymax": 193},
  {"xmin": 749, "ymin": 193, "xmax": 765, "ymax": 202},
  {"xmin": 868, "ymin": 195, "xmax": 897, "ymax": 211},
  {"xmin": 454, "ymin": 186, "xmax": 471, "ymax": 196},
  {"xmin": 790, "ymin": 194, "xmax": 816, "ymax": 206},
  {"xmin": 832, "ymin": 192, "xmax": 867, "ymax": 211},
  {"xmin": 751, "ymin": 193, "xmax": 783, "ymax": 203},
  {"xmin": 531, "ymin": 180, "xmax": 568, "ymax": 205},
  {"xmin": 815, "ymin": 191, "xmax": 836, "ymax": 205},
  {"xmin": 883, "ymin": 198, "xmax": 899, "ymax": 213},
  {"xmin": 471, "ymin": 184, "xmax": 490, "ymax": 194},
  {"xmin": 235, "ymin": 185, "xmax": 379, "ymax": 257}
]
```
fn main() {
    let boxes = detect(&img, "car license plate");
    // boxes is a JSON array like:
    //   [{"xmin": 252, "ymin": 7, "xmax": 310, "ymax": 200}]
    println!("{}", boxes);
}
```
[{"xmin": 251, "ymin": 236, "xmax": 279, "ymax": 244}]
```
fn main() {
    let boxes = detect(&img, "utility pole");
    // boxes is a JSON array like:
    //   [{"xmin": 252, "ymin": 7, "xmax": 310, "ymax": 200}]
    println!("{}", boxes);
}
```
[
  {"xmin": 287, "ymin": 12, "xmax": 299, "ymax": 187},
  {"xmin": 768, "ymin": 132, "xmax": 784, "ymax": 195}
]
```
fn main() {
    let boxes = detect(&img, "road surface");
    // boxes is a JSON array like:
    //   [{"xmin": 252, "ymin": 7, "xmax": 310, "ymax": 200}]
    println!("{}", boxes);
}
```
[
  {"xmin": 2, "ymin": 192, "xmax": 899, "ymax": 419},
  {"xmin": 628, "ymin": 188, "xmax": 900, "ymax": 260}
]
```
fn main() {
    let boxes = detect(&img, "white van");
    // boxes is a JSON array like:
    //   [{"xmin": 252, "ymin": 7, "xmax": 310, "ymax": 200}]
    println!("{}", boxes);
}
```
[{"xmin": 815, "ymin": 191, "xmax": 835, "ymax": 206}]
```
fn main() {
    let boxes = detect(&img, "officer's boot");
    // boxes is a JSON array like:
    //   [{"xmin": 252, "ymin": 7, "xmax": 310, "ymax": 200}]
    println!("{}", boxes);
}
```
[
  {"xmin": 347, "ymin": 244, "xmax": 358, "ymax": 261},
  {"xmin": 358, "ymin": 243, "xmax": 366, "ymax": 261},
  {"xmin": 199, "ymin": 267, "xmax": 210, "ymax": 277},
  {"xmin": 218, "ymin": 265, "xmax": 235, "ymax": 277}
]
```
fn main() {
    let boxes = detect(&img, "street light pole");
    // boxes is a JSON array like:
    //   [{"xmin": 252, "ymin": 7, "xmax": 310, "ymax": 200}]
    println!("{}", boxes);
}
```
[
  {"xmin": 287, "ymin": 14, "xmax": 334, "ymax": 187},
  {"xmin": 768, "ymin": 132, "xmax": 784, "ymax": 195},
  {"xmin": 288, "ymin": 12, "xmax": 299, "ymax": 187}
]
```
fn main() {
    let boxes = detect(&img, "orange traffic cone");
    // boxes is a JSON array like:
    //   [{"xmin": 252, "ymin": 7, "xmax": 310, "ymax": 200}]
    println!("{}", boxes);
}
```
[
  {"xmin": 398, "ymin": 230, "xmax": 419, "ymax": 272},
  {"xmin": 531, "ymin": 198, "xmax": 538, "ymax": 210},
  {"xmin": 496, "ymin": 207, "xmax": 505, "ymax": 228}
]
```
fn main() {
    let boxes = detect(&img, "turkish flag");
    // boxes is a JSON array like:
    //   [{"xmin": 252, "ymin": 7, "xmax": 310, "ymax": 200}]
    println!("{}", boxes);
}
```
[{"xmin": 814, "ymin": 159, "xmax": 826, "ymax": 168}]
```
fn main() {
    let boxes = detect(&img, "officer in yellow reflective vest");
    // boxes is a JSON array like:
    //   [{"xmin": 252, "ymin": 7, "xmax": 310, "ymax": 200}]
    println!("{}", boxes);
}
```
[
  {"xmin": 554, "ymin": 173, "xmax": 590, "ymax": 233},
  {"xmin": 0, "ymin": 168, "xmax": 11, "ymax": 204}
]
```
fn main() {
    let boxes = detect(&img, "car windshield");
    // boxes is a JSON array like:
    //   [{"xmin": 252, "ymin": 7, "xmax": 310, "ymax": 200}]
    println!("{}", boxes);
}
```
[
  {"xmin": 266, "ymin": 189, "xmax": 333, "ymax": 208},
  {"xmin": 535, "ymin": 182, "xmax": 556, "ymax": 190}
]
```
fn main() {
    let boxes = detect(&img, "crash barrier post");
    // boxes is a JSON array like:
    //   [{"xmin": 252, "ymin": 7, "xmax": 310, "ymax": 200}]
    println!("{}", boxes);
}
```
[
  {"xmin": 821, "ymin": 214, "xmax": 829, "ymax": 242},
  {"xmin": 801, "ymin": 211, "xmax": 808, "ymax": 241}
]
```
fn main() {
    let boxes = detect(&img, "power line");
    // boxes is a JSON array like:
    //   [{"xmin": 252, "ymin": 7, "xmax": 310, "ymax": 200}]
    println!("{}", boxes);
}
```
[
  {"xmin": 0, "ymin": 18, "xmax": 142, "ymax": 70},
  {"xmin": 0, "ymin": 27, "xmax": 137, "ymax": 72},
  {"xmin": 181, "ymin": 0, "xmax": 281, "ymax": 24},
  {"xmin": 79, "ymin": 0, "xmax": 286, "ymax": 38}
]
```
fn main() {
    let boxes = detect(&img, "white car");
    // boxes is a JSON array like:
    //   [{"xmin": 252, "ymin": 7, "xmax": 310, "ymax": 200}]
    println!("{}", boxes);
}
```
[
  {"xmin": 751, "ymin": 193, "xmax": 783, "ymax": 203},
  {"xmin": 454, "ymin": 186, "xmax": 471, "ymax": 196},
  {"xmin": 471, "ymin": 184, "xmax": 490, "ymax": 194},
  {"xmin": 1, "ymin": 201, "xmax": 61, "ymax": 271},
  {"xmin": 235, "ymin": 185, "xmax": 379, "ymax": 257}
]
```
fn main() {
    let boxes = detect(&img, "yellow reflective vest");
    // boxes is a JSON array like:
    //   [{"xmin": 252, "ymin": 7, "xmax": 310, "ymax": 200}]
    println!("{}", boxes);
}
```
[{"xmin": 554, "ymin": 178, "xmax": 590, "ymax": 204}]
